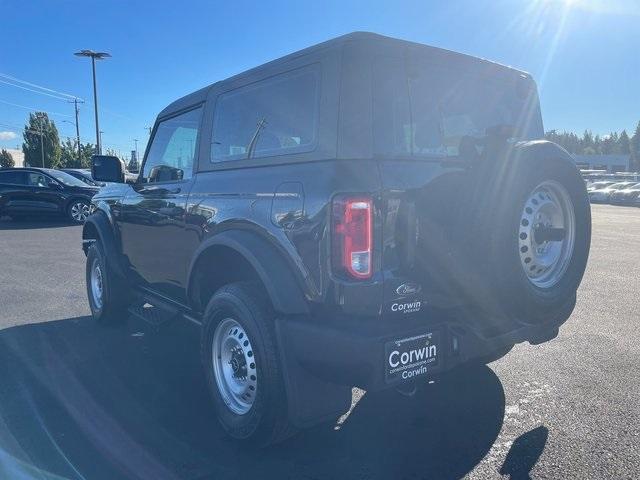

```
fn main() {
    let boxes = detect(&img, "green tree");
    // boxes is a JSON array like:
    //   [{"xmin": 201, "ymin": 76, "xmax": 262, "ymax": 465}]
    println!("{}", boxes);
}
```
[
  {"xmin": 128, "ymin": 157, "xmax": 139, "ymax": 173},
  {"xmin": 601, "ymin": 132, "xmax": 617, "ymax": 155},
  {"xmin": 22, "ymin": 112, "xmax": 61, "ymax": 168},
  {"xmin": 60, "ymin": 138, "xmax": 78, "ymax": 168},
  {"xmin": 0, "ymin": 149, "xmax": 14, "ymax": 168},
  {"xmin": 593, "ymin": 134, "xmax": 602, "ymax": 154},
  {"xmin": 545, "ymin": 130, "xmax": 581, "ymax": 154},
  {"xmin": 631, "ymin": 122, "xmax": 640, "ymax": 172},
  {"xmin": 618, "ymin": 130, "xmax": 631, "ymax": 155},
  {"xmin": 582, "ymin": 130, "xmax": 594, "ymax": 153},
  {"xmin": 59, "ymin": 137, "xmax": 95, "ymax": 168}
]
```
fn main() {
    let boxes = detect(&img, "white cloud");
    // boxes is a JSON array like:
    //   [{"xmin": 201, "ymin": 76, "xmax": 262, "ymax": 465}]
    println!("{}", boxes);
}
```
[{"xmin": 0, "ymin": 131, "xmax": 17, "ymax": 141}]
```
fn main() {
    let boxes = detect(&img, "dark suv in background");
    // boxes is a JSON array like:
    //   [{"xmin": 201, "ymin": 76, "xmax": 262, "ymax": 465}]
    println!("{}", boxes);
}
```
[
  {"xmin": 83, "ymin": 32, "xmax": 591, "ymax": 446},
  {"xmin": 0, "ymin": 167, "xmax": 98, "ymax": 223}
]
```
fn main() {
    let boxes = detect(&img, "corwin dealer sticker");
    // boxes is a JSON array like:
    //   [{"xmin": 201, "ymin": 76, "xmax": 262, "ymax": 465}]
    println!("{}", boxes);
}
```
[{"xmin": 384, "ymin": 332, "xmax": 438, "ymax": 383}]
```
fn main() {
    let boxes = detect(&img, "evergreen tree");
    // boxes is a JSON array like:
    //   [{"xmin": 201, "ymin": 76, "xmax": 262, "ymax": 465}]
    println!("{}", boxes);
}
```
[
  {"xmin": 618, "ymin": 130, "xmax": 631, "ymax": 155},
  {"xmin": 0, "ymin": 149, "xmax": 14, "ymax": 168},
  {"xmin": 601, "ymin": 133, "xmax": 615, "ymax": 155},
  {"xmin": 22, "ymin": 112, "xmax": 61, "ymax": 168},
  {"xmin": 631, "ymin": 122, "xmax": 640, "ymax": 171},
  {"xmin": 582, "ymin": 130, "xmax": 594, "ymax": 152}
]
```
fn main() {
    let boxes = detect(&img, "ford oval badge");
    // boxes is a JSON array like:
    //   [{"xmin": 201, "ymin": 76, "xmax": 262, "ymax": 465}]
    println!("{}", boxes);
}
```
[{"xmin": 396, "ymin": 282, "xmax": 421, "ymax": 296}]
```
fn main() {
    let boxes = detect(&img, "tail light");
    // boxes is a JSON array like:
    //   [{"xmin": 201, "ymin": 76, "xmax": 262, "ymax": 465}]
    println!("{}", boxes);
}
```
[{"xmin": 332, "ymin": 195, "xmax": 373, "ymax": 279}]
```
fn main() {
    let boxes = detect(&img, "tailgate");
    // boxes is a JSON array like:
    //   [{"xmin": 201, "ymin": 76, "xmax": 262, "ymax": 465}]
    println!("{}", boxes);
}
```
[{"xmin": 379, "ymin": 160, "xmax": 468, "ymax": 321}]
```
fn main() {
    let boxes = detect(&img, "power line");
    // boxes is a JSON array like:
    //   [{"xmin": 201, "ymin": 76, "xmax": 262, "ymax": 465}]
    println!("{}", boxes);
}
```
[
  {"xmin": 0, "ymin": 99, "xmax": 72, "ymax": 117},
  {"xmin": 0, "ymin": 72, "xmax": 81, "ymax": 101},
  {"xmin": 0, "ymin": 79, "xmax": 77, "ymax": 102},
  {"xmin": 0, "ymin": 122, "xmax": 43, "ymax": 137}
]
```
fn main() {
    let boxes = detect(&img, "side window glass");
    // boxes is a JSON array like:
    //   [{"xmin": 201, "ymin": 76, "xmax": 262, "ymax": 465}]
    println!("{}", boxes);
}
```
[
  {"xmin": 0, "ymin": 172, "xmax": 26, "ymax": 185},
  {"xmin": 211, "ymin": 64, "xmax": 320, "ymax": 162},
  {"xmin": 27, "ymin": 172, "xmax": 51, "ymax": 187},
  {"xmin": 373, "ymin": 56, "xmax": 411, "ymax": 157},
  {"xmin": 142, "ymin": 107, "xmax": 202, "ymax": 183}
]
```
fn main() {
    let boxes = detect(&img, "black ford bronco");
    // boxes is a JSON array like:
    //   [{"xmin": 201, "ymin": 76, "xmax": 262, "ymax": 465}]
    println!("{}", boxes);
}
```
[{"xmin": 84, "ymin": 32, "xmax": 591, "ymax": 446}]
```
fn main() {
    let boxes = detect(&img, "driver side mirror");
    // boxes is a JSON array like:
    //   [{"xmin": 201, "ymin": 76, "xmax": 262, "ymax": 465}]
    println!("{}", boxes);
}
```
[{"xmin": 92, "ymin": 155, "xmax": 125, "ymax": 183}]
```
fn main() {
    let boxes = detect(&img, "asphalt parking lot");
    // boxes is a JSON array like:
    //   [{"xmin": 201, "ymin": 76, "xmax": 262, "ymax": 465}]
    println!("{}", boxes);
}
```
[{"xmin": 0, "ymin": 204, "xmax": 638, "ymax": 479}]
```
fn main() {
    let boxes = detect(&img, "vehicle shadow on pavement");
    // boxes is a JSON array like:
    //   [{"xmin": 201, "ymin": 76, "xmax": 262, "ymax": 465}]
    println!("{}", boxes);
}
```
[
  {"xmin": 0, "ymin": 316, "xmax": 507, "ymax": 480},
  {"xmin": 0, "ymin": 217, "xmax": 75, "ymax": 230}
]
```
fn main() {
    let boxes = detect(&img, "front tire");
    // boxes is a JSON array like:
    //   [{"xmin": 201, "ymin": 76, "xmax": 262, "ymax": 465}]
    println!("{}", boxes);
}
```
[
  {"xmin": 86, "ymin": 242, "xmax": 130, "ymax": 323},
  {"xmin": 201, "ymin": 282, "xmax": 295, "ymax": 447}
]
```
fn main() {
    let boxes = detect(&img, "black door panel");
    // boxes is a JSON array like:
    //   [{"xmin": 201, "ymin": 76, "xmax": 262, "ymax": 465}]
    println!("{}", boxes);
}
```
[
  {"xmin": 118, "ymin": 106, "xmax": 203, "ymax": 301},
  {"xmin": 120, "ymin": 183, "xmax": 193, "ymax": 300}
]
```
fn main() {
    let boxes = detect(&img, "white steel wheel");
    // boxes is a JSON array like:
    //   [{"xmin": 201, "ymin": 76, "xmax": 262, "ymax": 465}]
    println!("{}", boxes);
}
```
[
  {"xmin": 211, "ymin": 318, "xmax": 258, "ymax": 415},
  {"xmin": 90, "ymin": 258, "xmax": 104, "ymax": 310},
  {"xmin": 518, "ymin": 180, "xmax": 576, "ymax": 289}
]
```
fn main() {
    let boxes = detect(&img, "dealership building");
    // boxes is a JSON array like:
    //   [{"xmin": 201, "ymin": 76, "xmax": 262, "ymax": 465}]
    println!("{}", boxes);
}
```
[
  {"xmin": 573, "ymin": 154, "xmax": 631, "ymax": 173},
  {"xmin": 2, "ymin": 148, "xmax": 24, "ymax": 167}
]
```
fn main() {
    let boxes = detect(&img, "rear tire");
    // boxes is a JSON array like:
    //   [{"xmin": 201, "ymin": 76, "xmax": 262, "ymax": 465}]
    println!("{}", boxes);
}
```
[
  {"xmin": 201, "ymin": 282, "xmax": 296, "ymax": 447},
  {"xmin": 86, "ymin": 242, "xmax": 130, "ymax": 323}
]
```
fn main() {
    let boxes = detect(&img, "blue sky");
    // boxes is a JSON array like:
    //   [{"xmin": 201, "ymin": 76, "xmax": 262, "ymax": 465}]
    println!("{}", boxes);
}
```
[{"xmin": 1, "ymin": 0, "xmax": 639, "ymax": 156}]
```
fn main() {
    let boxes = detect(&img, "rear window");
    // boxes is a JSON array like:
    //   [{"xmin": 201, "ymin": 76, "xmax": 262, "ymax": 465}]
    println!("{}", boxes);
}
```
[
  {"xmin": 211, "ymin": 64, "xmax": 320, "ymax": 162},
  {"xmin": 373, "ymin": 56, "xmax": 543, "ymax": 158},
  {"xmin": 0, "ymin": 171, "xmax": 25, "ymax": 185}
]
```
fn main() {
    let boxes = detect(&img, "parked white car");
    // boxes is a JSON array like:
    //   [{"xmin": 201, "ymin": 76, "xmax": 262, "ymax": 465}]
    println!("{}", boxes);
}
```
[
  {"xmin": 588, "ymin": 182, "xmax": 638, "ymax": 203},
  {"xmin": 609, "ymin": 183, "xmax": 640, "ymax": 206},
  {"xmin": 586, "ymin": 181, "xmax": 616, "ymax": 192}
]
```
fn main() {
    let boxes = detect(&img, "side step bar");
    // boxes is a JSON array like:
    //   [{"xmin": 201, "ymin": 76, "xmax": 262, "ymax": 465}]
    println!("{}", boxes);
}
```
[{"xmin": 128, "ymin": 287, "xmax": 202, "ymax": 328}]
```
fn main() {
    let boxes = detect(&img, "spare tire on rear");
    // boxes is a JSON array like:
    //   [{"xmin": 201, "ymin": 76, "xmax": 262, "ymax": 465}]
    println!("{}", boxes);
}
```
[{"xmin": 454, "ymin": 145, "xmax": 591, "ymax": 324}]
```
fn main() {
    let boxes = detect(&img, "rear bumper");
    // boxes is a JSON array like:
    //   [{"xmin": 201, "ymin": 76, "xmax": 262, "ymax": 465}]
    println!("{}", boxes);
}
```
[{"xmin": 278, "ymin": 306, "xmax": 570, "ymax": 392}]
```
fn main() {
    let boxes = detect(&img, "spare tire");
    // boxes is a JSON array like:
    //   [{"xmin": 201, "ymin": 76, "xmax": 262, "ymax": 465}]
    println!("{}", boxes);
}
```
[{"xmin": 454, "ymin": 144, "xmax": 591, "ymax": 324}]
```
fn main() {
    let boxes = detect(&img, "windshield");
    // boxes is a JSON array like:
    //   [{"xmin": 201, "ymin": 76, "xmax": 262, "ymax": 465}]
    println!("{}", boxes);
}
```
[
  {"xmin": 44, "ymin": 169, "xmax": 91, "ymax": 188},
  {"xmin": 67, "ymin": 170, "xmax": 99, "ymax": 186},
  {"xmin": 373, "ymin": 56, "xmax": 543, "ymax": 158}
]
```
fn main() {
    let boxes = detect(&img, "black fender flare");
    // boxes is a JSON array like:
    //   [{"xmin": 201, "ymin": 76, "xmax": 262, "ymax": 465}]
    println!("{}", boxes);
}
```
[
  {"xmin": 510, "ymin": 139, "xmax": 577, "ymax": 169},
  {"xmin": 186, "ymin": 230, "xmax": 310, "ymax": 315},
  {"xmin": 82, "ymin": 210, "xmax": 126, "ymax": 279}
]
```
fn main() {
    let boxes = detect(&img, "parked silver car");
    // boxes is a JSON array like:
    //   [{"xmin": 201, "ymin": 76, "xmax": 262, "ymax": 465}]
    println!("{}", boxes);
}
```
[
  {"xmin": 588, "ymin": 182, "xmax": 637, "ymax": 203},
  {"xmin": 609, "ymin": 183, "xmax": 640, "ymax": 206}
]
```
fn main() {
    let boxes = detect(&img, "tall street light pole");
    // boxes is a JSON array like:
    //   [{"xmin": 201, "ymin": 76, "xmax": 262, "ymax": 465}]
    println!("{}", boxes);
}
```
[{"xmin": 74, "ymin": 50, "xmax": 111, "ymax": 154}]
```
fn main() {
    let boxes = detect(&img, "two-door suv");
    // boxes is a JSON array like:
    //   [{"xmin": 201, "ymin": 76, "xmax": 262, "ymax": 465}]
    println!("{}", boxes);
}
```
[{"xmin": 84, "ymin": 32, "xmax": 591, "ymax": 446}]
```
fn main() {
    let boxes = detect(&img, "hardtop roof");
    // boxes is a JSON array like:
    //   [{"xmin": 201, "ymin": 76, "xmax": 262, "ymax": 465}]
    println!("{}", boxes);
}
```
[{"xmin": 158, "ymin": 31, "xmax": 530, "ymax": 117}]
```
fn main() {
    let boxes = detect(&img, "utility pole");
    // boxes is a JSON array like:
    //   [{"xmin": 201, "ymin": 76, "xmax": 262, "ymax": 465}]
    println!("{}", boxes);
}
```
[
  {"xmin": 68, "ymin": 98, "xmax": 84, "ymax": 161},
  {"xmin": 145, "ymin": 126, "xmax": 152, "ymax": 136},
  {"xmin": 35, "ymin": 113, "xmax": 45, "ymax": 167},
  {"xmin": 39, "ymin": 123, "xmax": 44, "ymax": 168},
  {"xmin": 74, "ymin": 50, "xmax": 111, "ymax": 154},
  {"xmin": 99, "ymin": 131, "xmax": 104, "ymax": 150},
  {"xmin": 133, "ymin": 138, "xmax": 138, "ymax": 160}
]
